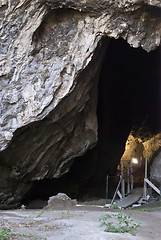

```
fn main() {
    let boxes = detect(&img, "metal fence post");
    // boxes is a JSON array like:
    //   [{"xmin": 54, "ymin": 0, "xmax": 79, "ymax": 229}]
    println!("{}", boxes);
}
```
[
  {"xmin": 121, "ymin": 161, "xmax": 125, "ymax": 198},
  {"xmin": 127, "ymin": 161, "xmax": 130, "ymax": 195},
  {"xmin": 130, "ymin": 155, "xmax": 133, "ymax": 192},
  {"xmin": 106, "ymin": 174, "xmax": 108, "ymax": 204},
  {"xmin": 143, "ymin": 156, "xmax": 148, "ymax": 198}
]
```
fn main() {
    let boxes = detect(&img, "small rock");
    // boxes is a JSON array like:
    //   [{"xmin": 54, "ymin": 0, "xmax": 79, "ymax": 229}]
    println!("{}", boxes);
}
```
[{"xmin": 44, "ymin": 193, "xmax": 77, "ymax": 209}]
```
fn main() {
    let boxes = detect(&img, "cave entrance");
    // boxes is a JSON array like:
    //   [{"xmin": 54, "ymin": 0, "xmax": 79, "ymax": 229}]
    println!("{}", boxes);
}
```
[
  {"xmin": 68, "ymin": 38, "xmax": 160, "ymax": 200},
  {"xmin": 24, "ymin": 38, "xmax": 160, "ymax": 206},
  {"xmin": 96, "ymin": 38, "xmax": 160, "ymax": 197}
]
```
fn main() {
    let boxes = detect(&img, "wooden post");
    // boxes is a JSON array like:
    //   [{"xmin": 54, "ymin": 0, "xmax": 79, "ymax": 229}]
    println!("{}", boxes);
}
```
[
  {"xmin": 130, "ymin": 155, "xmax": 133, "ymax": 192},
  {"xmin": 121, "ymin": 161, "xmax": 125, "ymax": 198},
  {"xmin": 143, "ymin": 156, "xmax": 148, "ymax": 198},
  {"xmin": 127, "ymin": 161, "xmax": 130, "ymax": 195}
]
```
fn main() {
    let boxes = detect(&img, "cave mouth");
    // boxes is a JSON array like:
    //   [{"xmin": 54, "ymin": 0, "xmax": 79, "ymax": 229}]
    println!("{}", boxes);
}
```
[{"xmin": 24, "ymin": 38, "xmax": 161, "ymax": 206}]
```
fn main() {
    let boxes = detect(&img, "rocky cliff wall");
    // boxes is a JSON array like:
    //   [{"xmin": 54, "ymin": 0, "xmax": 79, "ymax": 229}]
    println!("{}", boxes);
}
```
[
  {"xmin": 151, "ymin": 148, "xmax": 161, "ymax": 186},
  {"xmin": 1, "ymin": 0, "xmax": 161, "ymax": 151},
  {"xmin": 0, "ymin": 0, "xmax": 161, "ymax": 208}
]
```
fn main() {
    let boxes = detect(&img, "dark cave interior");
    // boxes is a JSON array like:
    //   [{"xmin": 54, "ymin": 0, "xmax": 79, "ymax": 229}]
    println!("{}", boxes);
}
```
[{"xmin": 24, "ymin": 38, "xmax": 161, "ymax": 205}]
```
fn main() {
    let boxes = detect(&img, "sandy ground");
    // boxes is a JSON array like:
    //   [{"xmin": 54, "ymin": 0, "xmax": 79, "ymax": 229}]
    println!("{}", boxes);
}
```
[{"xmin": 0, "ymin": 202, "xmax": 161, "ymax": 240}]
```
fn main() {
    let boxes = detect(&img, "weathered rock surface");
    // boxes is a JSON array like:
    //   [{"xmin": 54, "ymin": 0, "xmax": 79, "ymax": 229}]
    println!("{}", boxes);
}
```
[
  {"xmin": 1, "ymin": 0, "xmax": 161, "ymax": 151},
  {"xmin": 44, "ymin": 193, "xmax": 77, "ymax": 209},
  {"xmin": 0, "ymin": 0, "xmax": 161, "ymax": 207},
  {"xmin": 150, "ymin": 148, "xmax": 161, "ymax": 186},
  {"xmin": 121, "ymin": 132, "xmax": 161, "ymax": 163}
]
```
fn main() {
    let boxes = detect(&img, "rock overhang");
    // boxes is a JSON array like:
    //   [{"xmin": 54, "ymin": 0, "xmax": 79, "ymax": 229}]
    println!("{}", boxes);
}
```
[
  {"xmin": 0, "ymin": 0, "xmax": 161, "ymax": 207},
  {"xmin": 1, "ymin": 0, "xmax": 161, "ymax": 151}
]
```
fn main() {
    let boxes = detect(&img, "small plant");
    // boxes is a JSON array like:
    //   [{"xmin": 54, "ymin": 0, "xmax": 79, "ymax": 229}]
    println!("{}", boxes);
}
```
[
  {"xmin": 66, "ymin": 208, "xmax": 71, "ymax": 216},
  {"xmin": 36, "ymin": 210, "xmax": 44, "ymax": 218},
  {"xmin": 99, "ymin": 211, "xmax": 141, "ymax": 236},
  {"xmin": 128, "ymin": 206, "xmax": 133, "ymax": 210},
  {"xmin": 110, "ymin": 202, "xmax": 119, "ymax": 209},
  {"xmin": 99, "ymin": 214, "xmax": 111, "ymax": 222},
  {"xmin": 0, "ymin": 228, "xmax": 14, "ymax": 240}
]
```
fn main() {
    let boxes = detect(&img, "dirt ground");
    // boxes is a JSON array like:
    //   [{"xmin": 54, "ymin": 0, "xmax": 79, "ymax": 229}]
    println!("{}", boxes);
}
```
[{"xmin": 0, "ymin": 201, "xmax": 161, "ymax": 240}]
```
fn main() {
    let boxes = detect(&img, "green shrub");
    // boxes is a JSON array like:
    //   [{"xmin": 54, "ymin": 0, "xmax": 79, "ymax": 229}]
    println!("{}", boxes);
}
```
[{"xmin": 99, "ymin": 211, "xmax": 141, "ymax": 236}]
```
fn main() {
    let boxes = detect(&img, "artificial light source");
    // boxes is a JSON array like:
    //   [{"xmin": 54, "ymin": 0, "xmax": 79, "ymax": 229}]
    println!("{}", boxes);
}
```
[{"xmin": 132, "ymin": 158, "xmax": 138, "ymax": 164}]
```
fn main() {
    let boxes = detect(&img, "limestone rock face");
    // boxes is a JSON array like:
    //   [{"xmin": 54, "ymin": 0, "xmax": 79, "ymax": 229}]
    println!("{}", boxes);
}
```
[
  {"xmin": 0, "ymin": 0, "xmax": 161, "ymax": 207},
  {"xmin": 150, "ymin": 148, "xmax": 161, "ymax": 186},
  {"xmin": 1, "ymin": 0, "xmax": 161, "ymax": 151}
]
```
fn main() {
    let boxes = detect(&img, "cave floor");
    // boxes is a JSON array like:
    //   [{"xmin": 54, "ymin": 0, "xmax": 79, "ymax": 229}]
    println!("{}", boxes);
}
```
[{"xmin": 0, "ymin": 202, "xmax": 161, "ymax": 240}]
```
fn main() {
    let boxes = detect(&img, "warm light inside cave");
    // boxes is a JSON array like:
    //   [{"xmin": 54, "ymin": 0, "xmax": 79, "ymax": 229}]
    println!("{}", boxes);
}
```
[{"xmin": 132, "ymin": 158, "xmax": 138, "ymax": 164}]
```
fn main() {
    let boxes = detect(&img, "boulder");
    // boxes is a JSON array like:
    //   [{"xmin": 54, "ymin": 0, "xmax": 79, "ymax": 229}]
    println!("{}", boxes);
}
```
[{"xmin": 45, "ymin": 193, "xmax": 77, "ymax": 209}]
